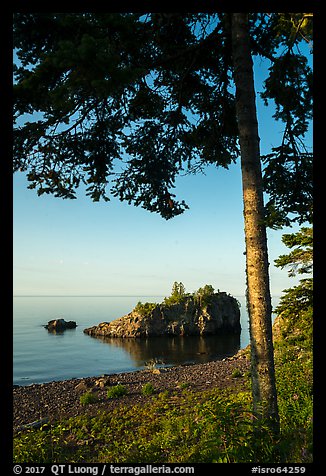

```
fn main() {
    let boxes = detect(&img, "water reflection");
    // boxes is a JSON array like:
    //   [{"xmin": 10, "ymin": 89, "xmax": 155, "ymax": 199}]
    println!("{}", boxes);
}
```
[
  {"xmin": 45, "ymin": 328, "xmax": 77, "ymax": 335},
  {"xmin": 87, "ymin": 334, "xmax": 241, "ymax": 367}
]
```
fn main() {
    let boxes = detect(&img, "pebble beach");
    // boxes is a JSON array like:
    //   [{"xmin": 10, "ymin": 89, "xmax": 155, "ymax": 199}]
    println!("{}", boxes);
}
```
[{"xmin": 13, "ymin": 352, "xmax": 250, "ymax": 432}]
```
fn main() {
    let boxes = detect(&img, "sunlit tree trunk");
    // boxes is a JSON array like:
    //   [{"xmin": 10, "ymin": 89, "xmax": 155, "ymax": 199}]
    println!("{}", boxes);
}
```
[{"xmin": 231, "ymin": 12, "xmax": 280, "ymax": 434}]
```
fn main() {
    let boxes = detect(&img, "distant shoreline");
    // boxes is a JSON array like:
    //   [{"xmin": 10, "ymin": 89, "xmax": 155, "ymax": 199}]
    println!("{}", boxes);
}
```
[
  {"xmin": 13, "ymin": 294, "xmax": 264, "ymax": 298},
  {"xmin": 13, "ymin": 295, "xmax": 167, "ymax": 298}
]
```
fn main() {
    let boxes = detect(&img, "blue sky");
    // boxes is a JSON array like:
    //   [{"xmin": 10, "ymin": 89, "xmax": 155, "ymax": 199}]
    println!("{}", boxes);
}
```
[
  {"xmin": 13, "ymin": 162, "xmax": 304, "ymax": 297},
  {"xmin": 13, "ymin": 49, "xmax": 312, "ymax": 298}
]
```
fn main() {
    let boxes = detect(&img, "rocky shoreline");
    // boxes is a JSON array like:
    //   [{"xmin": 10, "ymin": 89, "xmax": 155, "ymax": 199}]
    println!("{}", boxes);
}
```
[{"xmin": 13, "ymin": 352, "xmax": 250, "ymax": 433}]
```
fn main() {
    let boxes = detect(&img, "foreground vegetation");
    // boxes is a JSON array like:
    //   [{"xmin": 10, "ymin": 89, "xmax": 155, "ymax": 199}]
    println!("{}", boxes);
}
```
[{"xmin": 13, "ymin": 360, "xmax": 312, "ymax": 463}]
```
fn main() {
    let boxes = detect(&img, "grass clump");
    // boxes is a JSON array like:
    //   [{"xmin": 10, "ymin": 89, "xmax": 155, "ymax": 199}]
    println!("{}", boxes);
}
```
[
  {"xmin": 179, "ymin": 382, "xmax": 191, "ymax": 389},
  {"xmin": 142, "ymin": 383, "xmax": 155, "ymax": 396},
  {"xmin": 231, "ymin": 369, "xmax": 243, "ymax": 378},
  {"xmin": 107, "ymin": 384, "xmax": 128, "ymax": 399},
  {"xmin": 79, "ymin": 391, "xmax": 98, "ymax": 405}
]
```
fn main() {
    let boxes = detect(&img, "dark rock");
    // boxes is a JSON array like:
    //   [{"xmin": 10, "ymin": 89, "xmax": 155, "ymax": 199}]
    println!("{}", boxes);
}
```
[
  {"xmin": 84, "ymin": 292, "xmax": 241, "ymax": 338},
  {"xmin": 45, "ymin": 318, "xmax": 77, "ymax": 332},
  {"xmin": 16, "ymin": 417, "xmax": 49, "ymax": 432}
]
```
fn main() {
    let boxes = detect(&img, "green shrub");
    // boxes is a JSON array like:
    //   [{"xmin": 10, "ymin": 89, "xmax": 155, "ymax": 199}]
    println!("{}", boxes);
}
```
[
  {"xmin": 179, "ymin": 382, "xmax": 191, "ymax": 389},
  {"xmin": 79, "ymin": 391, "xmax": 98, "ymax": 405},
  {"xmin": 134, "ymin": 301, "xmax": 157, "ymax": 317},
  {"xmin": 142, "ymin": 383, "xmax": 155, "ymax": 396},
  {"xmin": 231, "ymin": 369, "xmax": 243, "ymax": 378},
  {"xmin": 107, "ymin": 384, "xmax": 128, "ymax": 399}
]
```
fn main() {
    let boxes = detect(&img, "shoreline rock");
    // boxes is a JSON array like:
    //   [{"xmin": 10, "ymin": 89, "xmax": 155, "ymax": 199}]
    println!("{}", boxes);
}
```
[
  {"xmin": 45, "ymin": 318, "xmax": 77, "ymax": 332},
  {"xmin": 84, "ymin": 292, "xmax": 241, "ymax": 338}
]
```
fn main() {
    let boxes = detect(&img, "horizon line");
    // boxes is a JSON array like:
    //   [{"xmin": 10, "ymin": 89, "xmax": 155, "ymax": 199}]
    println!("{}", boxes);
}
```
[
  {"xmin": 12, "ymin": 294, "xmax": 283, "ymax": 298},
  {"xmin": 13, "ymin": 294, "xmax": 166, "ymax": 298}
]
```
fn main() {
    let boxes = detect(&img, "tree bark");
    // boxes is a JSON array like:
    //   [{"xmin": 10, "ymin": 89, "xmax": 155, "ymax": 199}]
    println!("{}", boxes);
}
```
[{"xmin": 231, "ymin": 13, "xmax": 280, "ymax": 433}]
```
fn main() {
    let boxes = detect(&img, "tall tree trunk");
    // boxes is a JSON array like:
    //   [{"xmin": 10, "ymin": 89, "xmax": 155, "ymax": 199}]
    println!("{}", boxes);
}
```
[{"xmin": 231, "ymin": 13, "xmax": 280, "ymax": 434}]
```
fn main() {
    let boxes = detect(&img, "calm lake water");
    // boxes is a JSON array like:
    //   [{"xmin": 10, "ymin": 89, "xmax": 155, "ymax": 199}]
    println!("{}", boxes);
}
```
[{"xmin": 13, "ymin": 295, "xmax": 279, "ymax": 386}]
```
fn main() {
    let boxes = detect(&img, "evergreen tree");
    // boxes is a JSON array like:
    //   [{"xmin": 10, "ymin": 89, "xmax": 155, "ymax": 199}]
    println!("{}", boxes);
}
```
[
  {"xmin": 274, "ymin": 226, "xmax": 313, "ymax": 342},
  {"xmin": 171, "ymin": 281, "xmax": 186, "ymax": 298},
  {"xmin": 164, "ymin": 281, "xmax": 186, "ymax": 305},
  {"xmin": 274, "ymin": 227, "xmax": 313, "ymax": 277}
]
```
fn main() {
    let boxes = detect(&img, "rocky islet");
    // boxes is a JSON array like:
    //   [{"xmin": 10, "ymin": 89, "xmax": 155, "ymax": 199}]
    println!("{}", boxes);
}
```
[
  {"xmin": 45, "ymin": 318, "xmax": 77, "ymax": 332},
  {"xmin": 84, "ymin": 292, "xmax": 241, "ymax": 338}
]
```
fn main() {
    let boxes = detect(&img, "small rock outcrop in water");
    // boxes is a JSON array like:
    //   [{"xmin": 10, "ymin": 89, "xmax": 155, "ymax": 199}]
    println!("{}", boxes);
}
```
[
  {"xmin": 84, "ymin": 291, "xmax": 241, "ymax": 338},
  {"xmin": 45, "ymin": 319, "xmax": 77, "ymax": 332}
]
